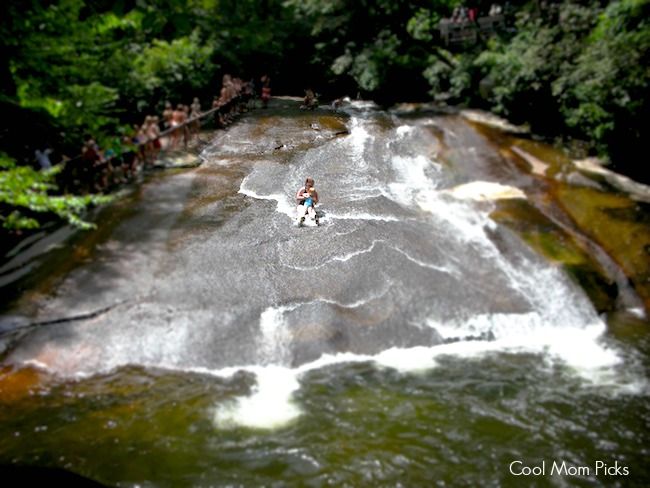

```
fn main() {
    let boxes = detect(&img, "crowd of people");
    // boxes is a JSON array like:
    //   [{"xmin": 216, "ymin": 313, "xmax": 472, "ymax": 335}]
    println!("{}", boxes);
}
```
[
  {"xmin": 30, "ymin": 69, "xmax": 340, "ymax": 226},
  {"xmin": 52, "ymin": 73, "xmax": 260, "ymax": 194},
  {"xmin": 63, "ymin": 103, "xmax": 199, "ymax": 193},
  {"xmin": 211, "ymin": 74, "xmax": 257, "ymax": 127},
  {"xmin": 448, "ymin": 3, "xmax": 504, "ymax": 23}
]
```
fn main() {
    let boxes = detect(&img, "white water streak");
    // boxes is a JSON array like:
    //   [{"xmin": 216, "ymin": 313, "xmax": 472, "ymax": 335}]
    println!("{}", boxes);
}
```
[
  {"xmin": 389, "ymin": 245, "xmax": 456, "ymax": 275},
  {"xmin": 325, "ymin": 212, "xmax": 399, "ymax": 222},
  {"xmin": 207, "ymin": 115, "xmax": 646, "ymax": 430},
  {"xmin": 238, "ymin": 175, "xmax": 295, "ymax": 217},
  {"xmin": 213, "ymin": 365, "xmax": 302, "ymax": 429},
  {"xmin": 282, "ymin": 240, "xmax": 385, "ymax": 271},
  {"xmin": 207, "ymin": 316, "xmax": 643, "ymax": 430}
]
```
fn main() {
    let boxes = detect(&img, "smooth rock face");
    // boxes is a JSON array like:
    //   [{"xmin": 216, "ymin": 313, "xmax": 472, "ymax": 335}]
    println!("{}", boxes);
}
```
[
  {"xmin": 2, "ymin": 99, "xmax": 628, "ymax": 376},
  {"xmin": 441, "ymin": 181, "xmax": 526, "ymax": 201},
  {"xmin": 1, "ymin": 100, "xmax": 648, "ymax": 488}
]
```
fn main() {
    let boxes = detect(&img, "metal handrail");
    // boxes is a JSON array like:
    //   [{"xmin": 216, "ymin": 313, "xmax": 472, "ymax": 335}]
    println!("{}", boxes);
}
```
[{"xmin": 57, "ymin": 94, "xmax": 252, "ymax": 193}]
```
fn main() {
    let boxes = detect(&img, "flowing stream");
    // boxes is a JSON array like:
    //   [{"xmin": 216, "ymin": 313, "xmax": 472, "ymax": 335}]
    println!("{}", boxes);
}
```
[{"xmin": 1, "ymin": 98, "xmax": 649, "ymax": 486}]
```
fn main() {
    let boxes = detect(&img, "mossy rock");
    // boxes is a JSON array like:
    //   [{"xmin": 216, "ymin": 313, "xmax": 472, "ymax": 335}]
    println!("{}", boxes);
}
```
[
  {"xmin": 491, "ymin": 198, "xmax": 617, "ymax": 312},
  {"xmin": 564, "ymin": 264, "xmax": 618, "ymax": 314},
  {"xmin": 555, "ymin": 186, "xmax": 650, "ymax": 311}
]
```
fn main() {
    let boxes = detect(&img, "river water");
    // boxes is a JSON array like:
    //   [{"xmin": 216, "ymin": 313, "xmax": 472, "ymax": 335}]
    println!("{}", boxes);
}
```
[{"xmin": 1, "ymin": 99, "xmax": 649, "ymax": 486}]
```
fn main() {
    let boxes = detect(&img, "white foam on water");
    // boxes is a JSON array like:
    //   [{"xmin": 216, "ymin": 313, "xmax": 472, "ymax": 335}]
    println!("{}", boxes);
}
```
[
  {"xmin": 282, "ymin": 239, "xmax": 385, "ymax": 271},
  {"xmin": 369, "ymin": 331, "xmax": 622, "ymax": 381},
  {"xmin": 212, "ymin": 365, "xmax": 302, "ymax": 430},
  {"xmin": 325, "ymin": 211, "xmax": 400, "ymax": 222},
  {"xmin": 315, "ymin": 285, "xmax": 392, "ymax": 309},
  {"xmin": 258, "ymin": 304, "xmax": 299, "ymax": 364},
  {"xmin": 18, "ymin": 107, "xmax": 645, "ymax": 434},
  {"xmin": 238, "ymin": 175, "xmax": 295, "ymax": 217},
  {"xmin": 206, "ymin": 152, "xmax": 645, "ymax": 430},
  {"xmin": 420, "ymin": 192, "xmax": 496, "ymax": 246},
  {"xmin": 389, "ymin": 245, "xmax": 457, "ymax": 275},
  {"xmin": 257, "ymin": 290, "xmax": 392, "ymax": 316},
  {"xmin": 325, "ymin": 239, "xmax": 383, "ymax": 264},
  {"xmin": 348, "ymin": 118, "xmax": 373, "ymax": 164},
  {"xmin": 373, "ymin": 346, "xmax": 440, "ymax": 372},
  {"xmin": 344, "ymin": 100, "xmax": 378, "ymax": 112},
  {"xmin": 387, "ymin": 155, "xmax": 441, "ymax": 208},
  {"xmin": 427, "ymin": 313, "xmax": 620, "ymax": 371},
  {"xmin": 206, "ymin": 313, "xmax": 643, "ymax": 430},
  {"xmin": 396, "ymin": 125, "xmax": 415, "ymax": 138}
]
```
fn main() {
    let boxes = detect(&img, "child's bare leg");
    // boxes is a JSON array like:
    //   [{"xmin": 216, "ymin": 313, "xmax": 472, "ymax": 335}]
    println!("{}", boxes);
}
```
[{"xmin": 296, "ymin": 205, "xmax": 308, "ymax": 223}]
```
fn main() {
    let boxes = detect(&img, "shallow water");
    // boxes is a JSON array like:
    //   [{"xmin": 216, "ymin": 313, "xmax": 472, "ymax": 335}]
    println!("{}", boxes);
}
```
[{"xmin": 1, "ymin": 99, "xmax": 649, "ymax": 486}]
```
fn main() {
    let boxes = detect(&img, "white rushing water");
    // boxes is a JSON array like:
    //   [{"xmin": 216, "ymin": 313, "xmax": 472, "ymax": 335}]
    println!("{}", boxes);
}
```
[
  {"xmin": 207, "ymin": 113, "xmax": 646, "ymax": 429},
  {"xmin": 8, "ymin": 106, "xmax": 645, "ymax": 432}
]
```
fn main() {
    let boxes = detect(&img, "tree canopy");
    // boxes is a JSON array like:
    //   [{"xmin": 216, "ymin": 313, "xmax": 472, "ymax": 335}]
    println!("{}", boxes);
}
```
[{"xmin": 1, "ymin": 0, "xmax": 648, "ymax": 233}]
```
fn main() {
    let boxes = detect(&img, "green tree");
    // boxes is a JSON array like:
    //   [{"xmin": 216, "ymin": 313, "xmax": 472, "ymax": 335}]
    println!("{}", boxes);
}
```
[
  {"xmin": 474, "ymin": 2, "xmax": 601, "ymax": 131},
  {"xmin": 129, "ymin": 31, "xmax": 215, "ymax": 104},
  {"xmin": 554, "ymin": 0, "xmax": 650, "ymax": 172},
  {"xmin": 0, "ymin": 153, "xmax": 110, "ymax": 231},
  {"xmin": 285, "ymin": 0, "xmax": 447, "ymax": 101}
]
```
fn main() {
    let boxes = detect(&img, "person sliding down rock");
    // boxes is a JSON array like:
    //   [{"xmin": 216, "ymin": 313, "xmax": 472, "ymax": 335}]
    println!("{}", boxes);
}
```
[{"xmin": 295, "ymin": 177, "xmax": 319, "ymax": 225}]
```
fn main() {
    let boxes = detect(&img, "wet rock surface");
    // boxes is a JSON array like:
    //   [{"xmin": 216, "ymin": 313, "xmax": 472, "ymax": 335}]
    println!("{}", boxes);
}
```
[{"xmin": 1, "ymin": 98, "xmax": 648, "ymax": 375}]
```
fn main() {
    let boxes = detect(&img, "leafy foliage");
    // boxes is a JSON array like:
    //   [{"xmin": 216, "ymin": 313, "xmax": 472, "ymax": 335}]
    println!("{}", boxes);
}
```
[
  {"xmin": 554, "ymin": 0, "xmax": 650, "ymax": 162},
  {"xmin": 286, "ymin": 0, "xmax": 443, "ymax": 101},
  {"xmin": 1, "ymin": 0, "xmax": 648, "ymax": 194},
  {"xmin": 0, "ymin": 154, "xmax": 111, "ymax": 230},
  {"xmin": 461, "ymin": 0, "xmax": 649, "ymax": 171},
  {"xmin": 130, "ymin": 31, "xmax": 215, "ymax": 102},
  {"xmin": 474, "ymin": 3, "xmax": 601, "ymax": 131}
]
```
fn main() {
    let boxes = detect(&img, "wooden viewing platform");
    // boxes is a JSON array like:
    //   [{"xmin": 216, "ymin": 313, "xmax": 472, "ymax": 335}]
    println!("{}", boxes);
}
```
[{"xmin": 438, "ymin": 14, "xmax": 506, "ymax": 46}]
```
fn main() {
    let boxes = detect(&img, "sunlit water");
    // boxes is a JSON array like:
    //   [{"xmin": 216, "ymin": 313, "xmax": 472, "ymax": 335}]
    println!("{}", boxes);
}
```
[{"xmin": 1, "ymin": 100, "xmax": 649, "ymax": 486}]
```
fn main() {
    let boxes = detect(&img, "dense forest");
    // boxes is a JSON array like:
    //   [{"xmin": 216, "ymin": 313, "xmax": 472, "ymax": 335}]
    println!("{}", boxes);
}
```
[{"xmin": 1, "ymin": 0, "xmax": 649, "ymax": 231}]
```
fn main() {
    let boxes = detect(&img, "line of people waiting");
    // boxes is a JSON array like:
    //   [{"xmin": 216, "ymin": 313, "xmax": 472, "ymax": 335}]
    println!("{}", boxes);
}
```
[
  {"xmin": 58, "ymin": 74, "xmax": 253, "ymax": 194},
  {"xmin": 68, "ymin": 103, "xmax": 200, "ymax": 193},
  {"xmin": 212, "ymin": 74, "xmax": 257, "ymax": 125}
]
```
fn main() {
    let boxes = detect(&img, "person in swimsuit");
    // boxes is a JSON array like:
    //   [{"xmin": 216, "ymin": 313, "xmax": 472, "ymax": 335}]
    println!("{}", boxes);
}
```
[
  {"xmin": 190, "ymin": 97, "xmax": 202, "ymax": 134},
  {"xmin": 303, "ymin": 187, "xmax": 317, "ymax": 220},
  {"xmin": 260, "ymin": 74, "xmax": 271, "ymax": 108},
  {"xmin": 295, "ymin": 177, "xmax": 319, "ymax": 224}
]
